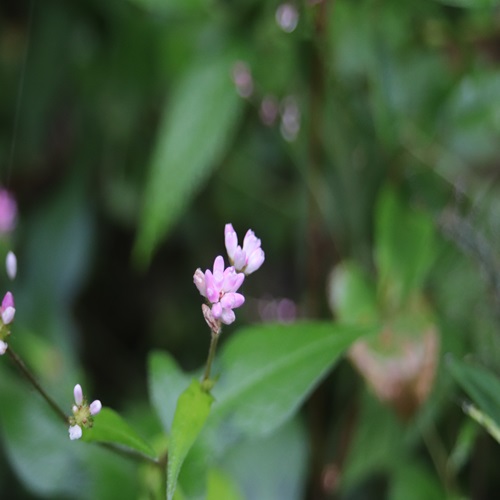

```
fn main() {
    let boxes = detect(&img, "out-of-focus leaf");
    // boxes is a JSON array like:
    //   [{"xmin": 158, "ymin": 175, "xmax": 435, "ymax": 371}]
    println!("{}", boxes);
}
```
[
  {"xmin": 167, "ymin": 380, "xmax": 213, "ymax": 500},
  {"xmin": 81, "ymin": 444, "xmax": 140, "ymax": 500},
  {"xmin": 327, "ymin": 262, "xmax": 378, "ymax": 323},
  {"xmin": 375, "ymin": 186, "xmax": 435, "ymax": 305},
  {"xmin": 388, "ymin": 462, "xmax": 446, "ymax": 500},
  {"xmin": 134, "ymin": 55, "xmax": 243, "ymax": 265},
  {"xmin": 204, "ymin": 322, "xmax": 375, "ymax": 454},
  {"xmin": 207, "ymin": 468, "xmax": 243, "ymax": 500},
  {"xmin": 441, "ymin": 71, "xmax": 500, "ymax": 166},
  {"xmin": 127, "ymin": 0, "xmax": 204, "ymax": 15},
  {"xmin": 433, "ymin": 0, "xmax": 500, "ymax": 8},
  {"xmin": 148, "ymin": 350, "xmax": 191, "ymax": 434},
  {"xmin": 82, "ymin": 407, "xmax": 157, "ymax": 460},
  {"xmin": 219, "ymin": 417, "xmax": 307, "ymax": 500},
  {"xmin": 341, "ymin": 389, "xmax": 405, "ymax": 490},
  {"xmin": 447, "ymin": 355, "xmax": 500, "ymax": 432},
  {"xmin": 448, "ymin": 419, "xmax": 479, "ymax": 474}
]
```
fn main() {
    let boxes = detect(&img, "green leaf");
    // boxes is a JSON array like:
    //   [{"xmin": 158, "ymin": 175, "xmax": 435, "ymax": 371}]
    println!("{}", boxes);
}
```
[
  {"xmin": 134, "ymin": 55, "xmax": 243, "ymax": 265},
  {"xmin": 375, "ymin": 186, "xmax": 435, "ymax": 305},
  {"xmin": 148, "ymin": 350, "xmax": 191, "ymax": 434},
  {"xmin": 447, "ymin": 356, "xmax": 500, "ymax": 440},
  {"xmin": 205, "ymin": 322, "xmax": 374, "ymax": 454},
  {"xmin": 447, "ymin": 356, "xmax": 500, "ymax": 425},
  {"xmin": 219, "ymin": 417, "xmax": 308, "ymax": 500},
  {"xmin": 81, "ymin": 408, "xmax": 157, "ymax": 460},
  {"xmin": 167, "ymin": 379, "xmax": 214, "ymax": 500},
  {"xmin": 448, "ymin": 418, "xmax": 479, "ymax": 474},
  {"xmin": 127, "ymin": 0, "xmax": 204, "ymax": 15},
  {"xmin": 462, "ymin": 404, "xmax": 500, "ymax": 444},
  {"xmin": 341, "ymin": 389, "xmax": 405, "ymax": 490},
  {"xmin": 389, "ymin": 462, "xmax": 446, "ymax": 500},
  {"xmin": 327, "ymin": 261, "xmax": 379, "ymax": 323},
  {"xmin": 207, "ymin": 469, "xmax": 243, "ymax": 500}
]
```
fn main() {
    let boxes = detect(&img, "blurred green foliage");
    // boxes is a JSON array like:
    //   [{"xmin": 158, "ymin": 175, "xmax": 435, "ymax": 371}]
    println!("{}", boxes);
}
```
[{"xmin": 2, "ymin": 0, "xmax": 500, "ymax": 498}]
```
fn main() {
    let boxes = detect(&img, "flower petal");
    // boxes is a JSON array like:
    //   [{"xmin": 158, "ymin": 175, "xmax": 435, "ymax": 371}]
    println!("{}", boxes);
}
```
[
  {"xmin": 224, "ymin": 224, "xmax": 238, "ymax": 261},
  {"xmin": 69, "ymin": 425, "xmax": 82, "ymax": 440},
  {"xmin": 220, "ymin": 308, "xmax": 236, "ymax": 325},
  {"xmin": 245, "ymin": 248, "xmax": 265, "ymax": 274}
]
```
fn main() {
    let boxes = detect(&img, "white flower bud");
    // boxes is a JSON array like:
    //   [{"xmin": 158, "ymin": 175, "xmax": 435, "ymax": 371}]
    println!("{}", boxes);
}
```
[
  {"xmin": 89, "ymin": 400, "xmax": 102, "ymax": 416},
  {"xmin": 6, "ymin": 251, "xmax": 16, "ymax": 280}
]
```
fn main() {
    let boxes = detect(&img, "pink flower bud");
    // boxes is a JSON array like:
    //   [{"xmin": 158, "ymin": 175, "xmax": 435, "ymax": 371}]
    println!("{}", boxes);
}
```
[
  {"xmin": 0, "ymin": 190, "xmax": 17, "ymax": 234},
  {"xmin": 245, "ymin": 248, "xmax": 265, "ymax": 275},
  {"xmin": 193, "ymin": 268, "xmax": 206, "ymax": 297},
  {"xmin": 69, "ymin": 425, "xmax": 82, "ymax": 440},
  {"xmin": 2, "ymin": 292, "xmax": 14, "ymax": 310},
  {"xmin": 1, "ymin": 306, "xmax": 15, "ymax": 325},
  {"xmin": 223, "ymin": 224, "xmax": 265, "ymax": 274},
  {"xmin": 225, "ymin": 224, "xmax": 238, "ymax": 261},
  {"xmin": 0, "ymin": 340, "xmax": 7, "ymax": 355},
  {"xmin": 74, "ymin": 384, "xmax": 83, "ymax": 405}
]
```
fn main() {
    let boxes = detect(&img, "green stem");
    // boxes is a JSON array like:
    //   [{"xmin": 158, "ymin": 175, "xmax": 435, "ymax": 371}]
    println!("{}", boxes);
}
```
[
  {"xmin": 202, "ymin": 331, "xmax": 220, "ymax": 382},
  {"xmin": 7, "ymin": 346, "xmax": 69, "ymax": 425}
]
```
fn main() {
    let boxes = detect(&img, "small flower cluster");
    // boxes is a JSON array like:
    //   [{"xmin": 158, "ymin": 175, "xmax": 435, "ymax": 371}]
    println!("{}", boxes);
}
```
[
  {"xmin": 68, "ymin": 384, "xmax": 102, "ymax": 440},
  {"xmin": 0, "ymin": 187, "xmax": 18, "ymax": 355},
  {"xmin": 194, "ymin": 224, "xmax": 265, "ymax": 332},
  {"xmin": 0, "ymin": 252, "xmax": 17, "ymax": 355}
]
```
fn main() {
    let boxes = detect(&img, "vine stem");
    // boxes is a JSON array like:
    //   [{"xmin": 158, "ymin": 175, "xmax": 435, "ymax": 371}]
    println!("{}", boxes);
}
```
[{"xmin": 7, "ymin": 346, "xmax": 69, "ymax": 424}]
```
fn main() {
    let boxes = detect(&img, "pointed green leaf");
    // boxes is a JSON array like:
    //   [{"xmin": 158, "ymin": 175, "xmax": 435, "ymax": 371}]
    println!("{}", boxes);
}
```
[
  {"xmin": 447, "ymin": 356, "xmax": 500, "ymax": 442},
  {"xmin": 81, "ymin": 407, "xmax": 157, "ymax": 460},
  {"xmin": 205, "ymin": 322, "xmax": 375, "ymax": 453},
  {"xmin": 134, "ymin": 55, "xmax": 243, "ymax": 265},
  {"xmin": 167, "ymin": 380, "xmax": 214, "ymax": 500},
  {"xmin": 375, "ymin": 186, "xmax": 435, "ymax": 304},
  {"xmin": 148, "ymin": 350, "xmax": 191, "ymax": 434},
  {"xmin": 327, "ymin": 261, "xmax": 379, "ymax": 323},
  {"xmin": 462, "ymin": 403, "xmax": 500, "ymax": 444}
]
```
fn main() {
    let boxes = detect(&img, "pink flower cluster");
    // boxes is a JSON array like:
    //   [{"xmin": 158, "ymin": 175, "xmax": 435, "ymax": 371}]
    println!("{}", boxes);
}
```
[{"xmin": 194, "ymin": 224, "xmax": 265, "ymax": 329}]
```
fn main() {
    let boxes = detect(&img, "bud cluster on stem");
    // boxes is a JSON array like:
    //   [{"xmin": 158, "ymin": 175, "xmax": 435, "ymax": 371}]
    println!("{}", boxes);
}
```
[
  {"xmin": 68, "ymin": 384, "xmax": 102, "ymax": 440},
  {"xmin": 194, "ymin": 223, "xmax": 265, "ymax": 383}
]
